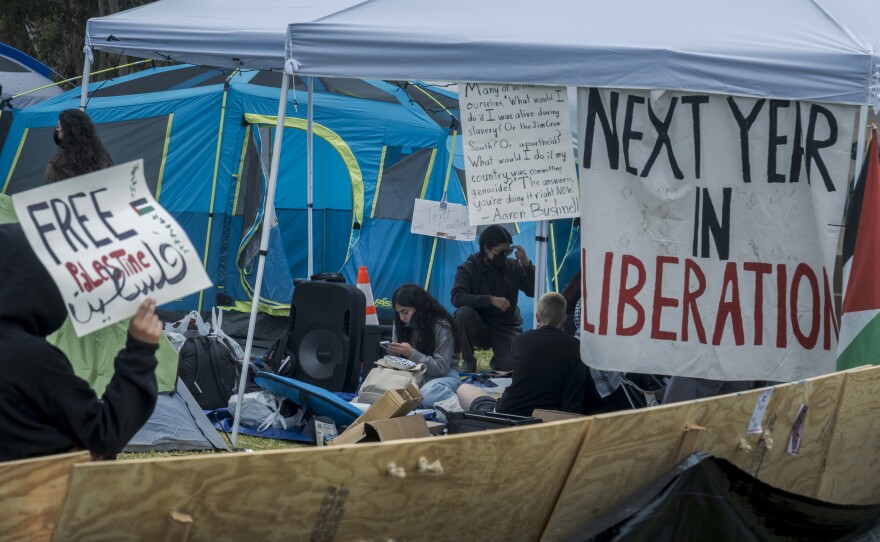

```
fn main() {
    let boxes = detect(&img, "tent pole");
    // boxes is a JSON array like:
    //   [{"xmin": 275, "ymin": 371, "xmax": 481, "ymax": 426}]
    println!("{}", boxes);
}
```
[
  {"xmin": 533, "ymin": 219, "xmax": 549, "ymax": 327},
  {"xmin": 231, "ymin": 72, "xmax": 291, "ymax": 447},
  {"xmin": 79, "ymin": 47, "xmax": 92, "ymax": 111},
  {"xmin": 307, "ymin": 76, "xmax": 314, "ymax": 278},
  {"xmin": 855, "ymin": 105, "xmax": 869, "ymax": 183}
]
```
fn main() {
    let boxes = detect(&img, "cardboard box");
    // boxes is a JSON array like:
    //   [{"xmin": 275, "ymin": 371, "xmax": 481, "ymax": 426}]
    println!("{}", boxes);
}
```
[
  {"xmin": 426, "ymin": 421, "xmax": 445, "ymax": 436},
  {"xmin": 332, "ymin": 415, "xmax": 430, "ymax": 445},
  {"xmin": 331, "ymin": 383, "xmax": 423, "ymax": 445},
  {"xmin": 532, "ymin": 409, "xmax": 584, "ymax": 422}
]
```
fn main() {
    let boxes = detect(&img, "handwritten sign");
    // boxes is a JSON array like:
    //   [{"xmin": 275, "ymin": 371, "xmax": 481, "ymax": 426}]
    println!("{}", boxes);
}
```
[
  {"xmin": 459, "ymin": 83, "xmax": 579, "ymax": 226},
  {"xmin": 578, "ymin": 88, "xmax": 857, "ymax": 382},
  {"xmin": 13, "ymin": 159, "xmax": 211, "ymax": 336},
  {"xmin": 410, "ymin": 198, "xmax": 476, "ymax": 241}
]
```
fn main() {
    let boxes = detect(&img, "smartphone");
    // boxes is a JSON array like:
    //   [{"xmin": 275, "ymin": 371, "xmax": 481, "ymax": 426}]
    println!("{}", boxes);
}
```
[{"xmin": 380, "ymin": 340, "xmax": 391, "ymax": 349}]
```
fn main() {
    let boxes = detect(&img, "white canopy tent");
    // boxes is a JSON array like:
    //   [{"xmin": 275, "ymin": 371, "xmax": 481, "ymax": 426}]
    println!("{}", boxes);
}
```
[
  {"xmin": 82, "ymin": 0, "xmax": 367, "ymax": 445},
  {"xmin": 286, "ymin": 0, "xmax": 879, "ymax": 317},
  {"xmin": 285, "ymin": 0, "xmax": 877, "ymax": 109}
]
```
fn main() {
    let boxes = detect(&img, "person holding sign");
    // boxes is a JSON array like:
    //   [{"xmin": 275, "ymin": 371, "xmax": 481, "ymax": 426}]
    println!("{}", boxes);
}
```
[
  {"xmin": 452, "ymin": 225, "xmax": 534, "ymax": 372},
  {"xmin": 0, "ymin": 224, "xmax": 160, "ymax": 461},
  {"xmin": 385, "ymin": 284, "xmax": 462, "ymax": 407},
  {"xmin": 45, "ymin": 109, "xmax": 113, "ymax": 183}
]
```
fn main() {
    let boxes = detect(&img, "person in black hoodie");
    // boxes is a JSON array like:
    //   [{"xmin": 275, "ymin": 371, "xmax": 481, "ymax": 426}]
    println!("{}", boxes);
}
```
[
  {"xmin": 0, "ymin": 223, "xmax": 161, "ymax": 462},
  {"xmin": 451, "ymin": 225, "xmax": 535, "ymax": 372}
]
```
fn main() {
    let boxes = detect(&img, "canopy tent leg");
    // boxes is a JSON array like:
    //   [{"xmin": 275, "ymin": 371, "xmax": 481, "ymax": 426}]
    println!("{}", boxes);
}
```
[
  {"xmin": 79, "ymin": 47, "xmax": 92, "ymax": 111},
  {"xmin": 231, "ymin": 72, "xmax": 291, "ymax": 447},
  {"xmin": 307, "ymin": 76, "xmax": 315, "ymax": 278},
  {"xmin": 533, "ymin": 220, "xmax": 550, "ymax": 327},
  {"xmin": 855, "ymin": 105, "xmax": 869, "ymax": 183}
]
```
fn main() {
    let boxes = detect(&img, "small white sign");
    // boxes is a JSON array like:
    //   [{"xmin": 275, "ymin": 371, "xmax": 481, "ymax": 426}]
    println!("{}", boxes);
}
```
[
  {"xmin": 746, "ymin": 388, "xmax": 775, "ymax": 435},
  {"xmin": 410, "ymin": 198, "xmax": 476, "ymax": 241},
  {"xmin": 13, "ymin": 159, "xmax": 212, "ymax": 336},
  {"xmin": 459, "ymin": 83, "xmax": 579, "ymax": 226}
]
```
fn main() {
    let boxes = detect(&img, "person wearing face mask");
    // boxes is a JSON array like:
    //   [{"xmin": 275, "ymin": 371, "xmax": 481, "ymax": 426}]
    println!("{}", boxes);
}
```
[
  {"xmin": 45, "ymin": 109, "xmax": 113, "ymax": 183},
  {"xmin": 385, "ymin": 284, "xmax": 462, "ymax": 408},
  {"xmin": 451, "ymin": 225, "xmax": 534, "ymax": 372}
]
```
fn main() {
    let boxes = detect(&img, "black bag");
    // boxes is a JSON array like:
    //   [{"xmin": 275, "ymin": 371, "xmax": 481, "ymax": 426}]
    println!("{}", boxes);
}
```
[
  {"xmin": 445, "ymin": 410, "xmax": 542, "ymax": 434},
  {"xmin": 261, "ymin": 330, "xmax": 296, "ymax": 378},
  {"xmin": 179, "ymin": 335, "xmax": 240, "ymax": 410}
]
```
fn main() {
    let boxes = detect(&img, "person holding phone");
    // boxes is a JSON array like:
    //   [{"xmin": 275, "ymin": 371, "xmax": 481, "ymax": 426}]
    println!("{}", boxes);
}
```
[
  {"xmin": 451, "ymin": 225, "xmax": 534, "ymax": 372},
  {"xmin": 386, "ymin": 284, "xmax": 462, "ymax": 408}
]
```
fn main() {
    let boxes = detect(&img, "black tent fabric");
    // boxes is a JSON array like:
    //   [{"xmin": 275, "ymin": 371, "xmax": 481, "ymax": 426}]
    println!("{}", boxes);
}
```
[{"xmin": 567, "ymin": 453, "xmax": 880, "ymax": 542}]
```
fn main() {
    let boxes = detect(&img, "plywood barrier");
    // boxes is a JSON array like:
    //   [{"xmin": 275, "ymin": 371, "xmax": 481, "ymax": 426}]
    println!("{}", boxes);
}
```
[
  {"xmin": 0, "ymin": 451, "xmax": 91, "ymax": 542},
  {"xmin": 818, "ymin": 366, "xmax": 880, "ymax": 504},
  {"xmin": 542, "ymin": 370, "xmax": 854, "ymax": 541},
  {"xmin": 50, "ymin": 418, "xmax": 592, "ymax": 541}
]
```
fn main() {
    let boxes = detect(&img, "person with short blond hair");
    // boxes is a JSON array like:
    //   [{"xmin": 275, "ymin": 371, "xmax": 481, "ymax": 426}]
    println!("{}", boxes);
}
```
[{"xmin": 458, "ymin": 292, "xmax": 590, "ymax": 416}]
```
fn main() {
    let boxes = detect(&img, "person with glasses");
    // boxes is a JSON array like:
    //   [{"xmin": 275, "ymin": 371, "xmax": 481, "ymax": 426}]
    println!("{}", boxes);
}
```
[{"xmin": 451, "ymin": 225, "xmax": 534, "ymax": 372}]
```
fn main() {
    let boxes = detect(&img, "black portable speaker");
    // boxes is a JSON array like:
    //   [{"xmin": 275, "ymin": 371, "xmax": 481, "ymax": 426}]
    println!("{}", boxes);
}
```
[
  {"xmin": 361, "ymin": 324, "xmax": 393, "ymax": 375},
  {"xmin": 286, "ymin": 280, "xmax": 366, "ymax": 392}
]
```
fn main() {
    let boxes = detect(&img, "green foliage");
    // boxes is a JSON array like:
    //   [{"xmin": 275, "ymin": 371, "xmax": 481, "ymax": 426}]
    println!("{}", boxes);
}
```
[{"xmin": 0, "ymin": 0, "xmax": 155, "ymax": 81}]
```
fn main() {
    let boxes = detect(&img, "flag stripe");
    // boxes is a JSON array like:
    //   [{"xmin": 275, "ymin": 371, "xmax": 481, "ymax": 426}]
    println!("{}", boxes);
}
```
[{"xmin": 837, "ymin": 312, "xmax": 880, "ymax": 370}]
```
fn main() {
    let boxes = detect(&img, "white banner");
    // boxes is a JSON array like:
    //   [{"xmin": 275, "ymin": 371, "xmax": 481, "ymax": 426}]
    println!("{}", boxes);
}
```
[
  {"xmin": 459, "ymin": 83, "xmax": 579, "ymax": 226},
  {"xmin": 13, "ymin": 159, "xmax": 212, "ymax": 336},
  {"xmin": 410, "ymin": 198, "xmax": 476, "ymax": 241},
  {"xmin": 578, "ymin": 88, "xmax": 857, "ymax": 381}
]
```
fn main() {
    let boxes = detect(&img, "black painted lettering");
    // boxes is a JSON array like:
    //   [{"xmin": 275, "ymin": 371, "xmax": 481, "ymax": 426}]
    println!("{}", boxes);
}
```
[
  {"xmin": 727, "ymin": 97, "xmax": 766, "ymax": 183},
  {"xmin": 622, "ymin": 94, "xmax": 645, "ymax": 176}
]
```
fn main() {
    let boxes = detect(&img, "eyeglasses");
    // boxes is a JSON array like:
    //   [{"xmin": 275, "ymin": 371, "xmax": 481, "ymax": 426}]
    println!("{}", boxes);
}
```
[{"xmin": 489, "ymin": 247, "xmax": 512, "ymax": 256}]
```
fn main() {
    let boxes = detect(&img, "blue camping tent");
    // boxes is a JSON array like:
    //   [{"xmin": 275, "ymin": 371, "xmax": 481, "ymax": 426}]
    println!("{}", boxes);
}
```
[{"xmin": 0, "ymin": 65, "xmax": 579, "ymax": 327}]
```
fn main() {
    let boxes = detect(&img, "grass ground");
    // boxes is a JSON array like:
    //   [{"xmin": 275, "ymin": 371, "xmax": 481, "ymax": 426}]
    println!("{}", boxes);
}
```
[{"xmin": 118, "ymin": 349, "xmax": 495, "ymax": 460}]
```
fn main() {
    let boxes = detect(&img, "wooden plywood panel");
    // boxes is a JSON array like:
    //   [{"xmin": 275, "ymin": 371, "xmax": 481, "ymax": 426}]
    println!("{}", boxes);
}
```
[
  {"xmin": 691, "ymin": 373, "xmax": 845, "ymax": 498},
  {"xmin": 544, "ymin": 372, "xmax": 849, "ymax": 541},
  {"xmin": 818, "ymin": 366, "xmax": 880, "ymax": 504},
  {"xmin": 542, "ymin": 400, "xmax": 698, "ymax": 541},
  {"xmin": 0, "ymin": 451, "xmax": 91, "ymax": 542},
  {"xmin": 51, "ymin": 419, "xmax": 591, "ymax": 542}
]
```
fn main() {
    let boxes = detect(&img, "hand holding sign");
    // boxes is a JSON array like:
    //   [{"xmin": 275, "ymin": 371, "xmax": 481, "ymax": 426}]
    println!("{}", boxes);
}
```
[{"xmin": 129, "ymin": 298, "xmax": 162, "ymax": 345}]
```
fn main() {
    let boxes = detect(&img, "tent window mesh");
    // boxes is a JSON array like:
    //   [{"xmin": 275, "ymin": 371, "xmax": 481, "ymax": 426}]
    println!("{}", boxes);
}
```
[
  {"xmin": 0, "ymin": 57, "xmax": 28, "ymax": 72},
  {"xmin": 372, "ymin": 147, "xmax": 434, "ymax": 221},
  {"xmin": 91, "ymin": 66, "xmax": 231, "ymax": 98},
  {"xmin": 4, "ymin": 116, "xmax": 170, "ymax": 195}
]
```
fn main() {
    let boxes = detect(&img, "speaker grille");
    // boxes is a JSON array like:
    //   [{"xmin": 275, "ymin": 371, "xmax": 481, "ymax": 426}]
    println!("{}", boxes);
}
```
[{"xmin": 297, "ymin": 328, "xmax": 344, "ymax": 380}]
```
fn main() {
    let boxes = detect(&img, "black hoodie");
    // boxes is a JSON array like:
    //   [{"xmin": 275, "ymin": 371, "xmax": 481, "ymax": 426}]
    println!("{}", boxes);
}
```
[
  {"xmin": 0, "ymin": 224, "xmax": 158, "ymax": 461},
  {"xmin": 451, "ymin": 252, "xmax": 535, "ymax": 326}
]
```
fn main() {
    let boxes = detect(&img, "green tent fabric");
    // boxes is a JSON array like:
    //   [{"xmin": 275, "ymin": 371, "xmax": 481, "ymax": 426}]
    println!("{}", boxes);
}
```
[{"xmin": 0, "ymin": 194, "xmax": 178, "ymax": 394}]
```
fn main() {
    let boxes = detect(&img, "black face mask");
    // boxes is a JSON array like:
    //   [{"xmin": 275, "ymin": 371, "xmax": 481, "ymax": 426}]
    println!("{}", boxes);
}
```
[
  {"xmin": 490, "ymin": 253, "xmax": 507, "ymax": 268},
  {"xmin": 52, "ymin": 129, "xmax": 62, "ymax": 147}
]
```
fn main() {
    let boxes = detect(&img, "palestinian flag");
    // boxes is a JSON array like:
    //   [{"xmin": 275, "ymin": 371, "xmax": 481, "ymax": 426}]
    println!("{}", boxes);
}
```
[
  {"xmin": 130, "ymin": 197, "xmax": 155, "ymax": 216},
  {"xmin": 838, "ymin": 128, "xmax": 880, "ymax": 370}
]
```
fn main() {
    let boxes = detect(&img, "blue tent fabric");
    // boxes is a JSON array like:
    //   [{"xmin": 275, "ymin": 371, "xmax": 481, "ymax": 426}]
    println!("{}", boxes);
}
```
[{"xmin": 0, "ymin": 65, "xmax": 578, "ymax": 328}]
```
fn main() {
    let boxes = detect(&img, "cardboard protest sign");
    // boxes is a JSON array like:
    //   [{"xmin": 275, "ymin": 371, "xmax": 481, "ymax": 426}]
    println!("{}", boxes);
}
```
[
  {"xmin": 410, "ymin": 198, "xmax": 476, "ymax": 241},
  {"xmin": 459, "ymin": 83, "xmax": 579, "ymax": 226},
  {"xmin": 13, "ymin": 159, "xmax": 211, "ymax": 336},
  {"xmin": 577, "ymin": 88, "xmax": 857, "ymax": 381}
]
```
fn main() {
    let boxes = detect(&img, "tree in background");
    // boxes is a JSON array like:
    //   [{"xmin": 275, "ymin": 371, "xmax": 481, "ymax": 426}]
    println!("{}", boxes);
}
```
[{"xmin": 0, "ymin": 0, "xmax": 155, "ymax": 85}]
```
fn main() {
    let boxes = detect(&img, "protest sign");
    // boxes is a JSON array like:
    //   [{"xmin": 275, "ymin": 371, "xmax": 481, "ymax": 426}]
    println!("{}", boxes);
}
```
[
  {"xmin": 410, "ymin": 198, "xmax": 476, "ymax": 241},
  {"xmin": 577, "ymin": 88, "xmax": 857, "ymax": 381},
  {"xmin": 459, "ymin": 83, "xmax": 579, "ymax": 226},
  {"xmin": 13, "ymin": 159, "xmax": 211, "ymax": 336}
]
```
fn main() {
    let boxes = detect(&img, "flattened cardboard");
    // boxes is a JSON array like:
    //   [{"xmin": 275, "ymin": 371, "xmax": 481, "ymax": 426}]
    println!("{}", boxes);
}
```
[
  {"xmin": 331, "ymin": 383, "xmax": 423, "ymax": 446},
  {"xmin": 364, "ymin": 415, "xmax": 430, "ymax": 442},
  {"xmin": 332, "ymin": 415, "xmax": 430, "ymax": 445}
]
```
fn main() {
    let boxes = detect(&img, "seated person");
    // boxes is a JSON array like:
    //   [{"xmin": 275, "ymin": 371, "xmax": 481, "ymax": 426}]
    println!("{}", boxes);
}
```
[
  {"xmin": 384, "ymin": 284, "xmax": 462, "ymax": 408},
  {"xmin": 0, "ymin": 224, "xmax": 161, "ymax": 461},
  {"xmin": 452, "ymin": 225, "xmax": 535, "ymax": 372},
  {"xmin": 456, "ymin": 292, "xmax": 588, "ymax": 416}
]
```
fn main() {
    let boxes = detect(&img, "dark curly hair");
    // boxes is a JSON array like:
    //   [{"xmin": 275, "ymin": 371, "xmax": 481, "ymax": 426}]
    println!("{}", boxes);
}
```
[
  {"xmin": 46, "ymin": 109, "xmax": 113, "ymax": 183},
  {"xmin": 392, "ymin": 284, "xmax": 461, "ymax": 355}
]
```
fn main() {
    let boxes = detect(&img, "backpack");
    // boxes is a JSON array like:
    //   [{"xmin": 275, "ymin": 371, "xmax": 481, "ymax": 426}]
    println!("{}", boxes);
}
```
[
  {"xmin": 178, "ymin": 335, "xmax": 240, "ymax": 410},
  {"xmin": 261, "ymin": 330, "xmax": 296, "ymax": 378}
]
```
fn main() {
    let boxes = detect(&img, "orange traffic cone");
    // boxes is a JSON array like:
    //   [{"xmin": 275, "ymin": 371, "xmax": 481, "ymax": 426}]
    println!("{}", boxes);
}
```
[{"xmin": 357, "ymin": 266, "xmax": 380, "ymax": 325}]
